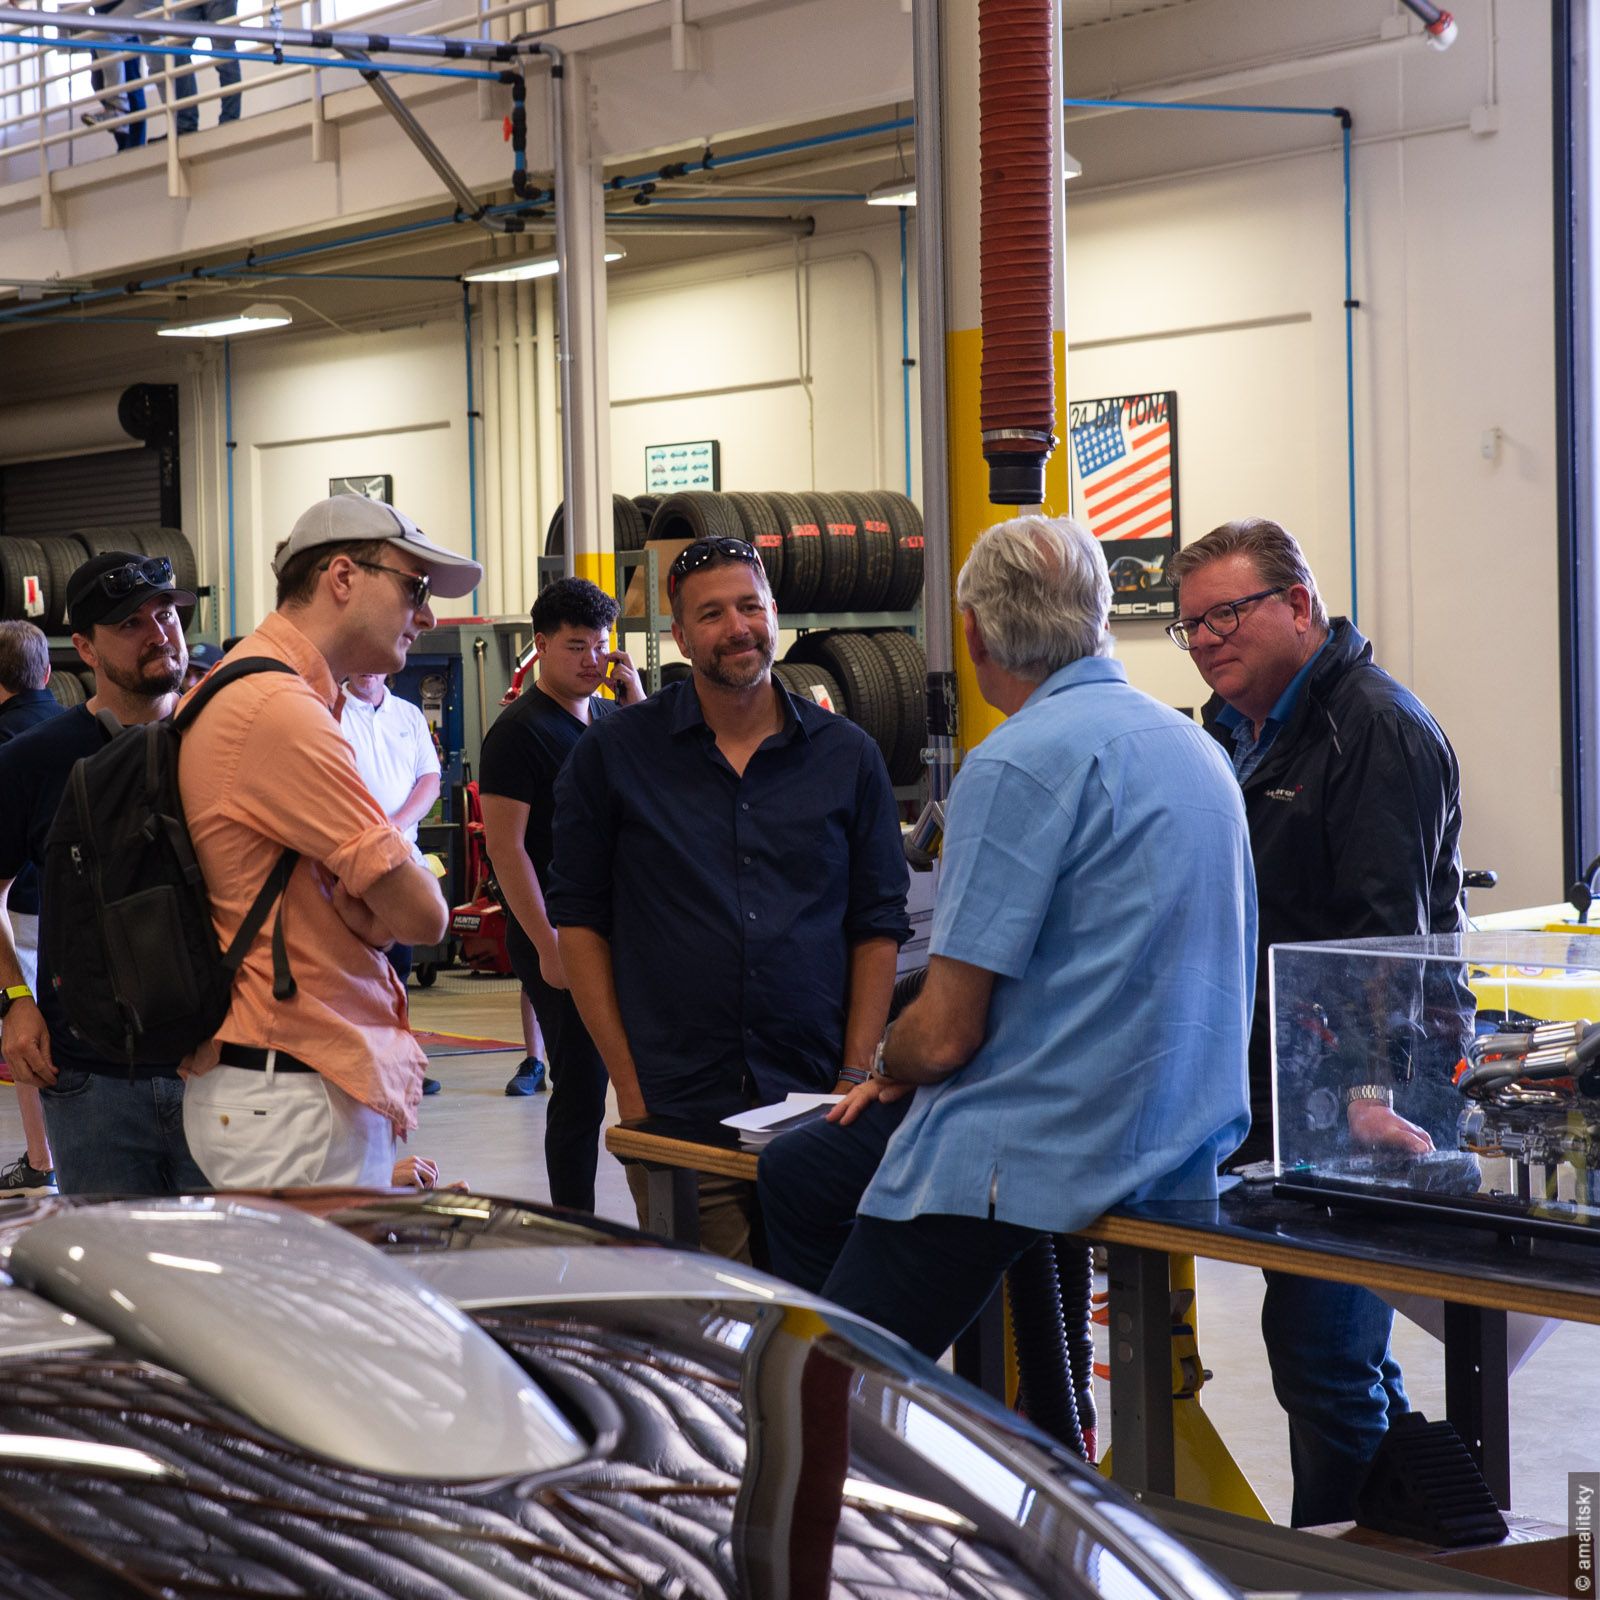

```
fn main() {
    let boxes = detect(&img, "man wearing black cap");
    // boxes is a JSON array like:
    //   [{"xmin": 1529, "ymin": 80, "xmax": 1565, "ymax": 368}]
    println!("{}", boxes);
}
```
[
  {"xmin": 0, "ymin": 551, "xmax": 210, "ymax": 1195},
  {"xmin": 176, "ymin": 494, "xmax": 479, "ymax": 1188}
]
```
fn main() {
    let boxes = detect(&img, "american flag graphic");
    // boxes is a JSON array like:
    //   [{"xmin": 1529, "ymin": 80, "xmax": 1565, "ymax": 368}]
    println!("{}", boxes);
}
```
[{"xmin": 1069, "ymin": 392, "xmax": 1176, "ymax": 542}]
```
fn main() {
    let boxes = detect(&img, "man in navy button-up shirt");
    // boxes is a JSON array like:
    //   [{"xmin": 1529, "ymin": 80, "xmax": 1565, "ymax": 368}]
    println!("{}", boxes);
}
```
[{"xmin": 549, "ymin": 538, "xmax": 910, "ymax": 1260}]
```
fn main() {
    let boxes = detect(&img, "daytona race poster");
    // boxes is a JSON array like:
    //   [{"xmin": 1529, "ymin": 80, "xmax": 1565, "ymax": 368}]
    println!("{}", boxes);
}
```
[{"xmin": 1068, "ymin": 390, "xmax": 1179, "ymax": 619}]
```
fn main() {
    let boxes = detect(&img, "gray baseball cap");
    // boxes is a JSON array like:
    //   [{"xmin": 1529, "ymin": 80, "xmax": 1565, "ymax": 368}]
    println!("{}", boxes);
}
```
[{"xmin": 274, "ymin": 495, "xmax": 483, "ymax": 599}]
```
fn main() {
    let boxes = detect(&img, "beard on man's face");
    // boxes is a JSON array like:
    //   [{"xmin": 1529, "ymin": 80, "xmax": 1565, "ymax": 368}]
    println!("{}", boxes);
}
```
[{"xmin": 99, "ymin": 643, "xmax": 185, "ymax": 699}]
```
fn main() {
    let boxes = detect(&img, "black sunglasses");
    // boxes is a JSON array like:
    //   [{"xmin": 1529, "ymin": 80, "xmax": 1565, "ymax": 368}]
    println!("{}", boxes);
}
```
[
  {"xmin": 97, "ymin": 556, "xmax": 174, "ymax": 599},
  {"xmin": 666, "ymin": 538, "xmax": 762, "ymax": 598},
  {"xmin": 348, "ymin": 558, "xmax": 432, "ymax": 611}
]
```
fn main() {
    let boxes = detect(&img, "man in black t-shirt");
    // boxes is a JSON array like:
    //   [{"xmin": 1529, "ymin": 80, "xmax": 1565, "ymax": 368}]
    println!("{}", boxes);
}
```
[
  {"xmin": 0, "ymin": 553, "xmax": 208, "ymax": 1196},
  {"xmin": 479, "ymin": 578, "xmax": 641, "ymax": 1211}
]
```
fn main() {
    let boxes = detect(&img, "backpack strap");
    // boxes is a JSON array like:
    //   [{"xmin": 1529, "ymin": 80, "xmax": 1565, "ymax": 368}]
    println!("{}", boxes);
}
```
[
  {"xmin": 221, "ymin": 848, "xmax": 301, "ymax": 1003},
  {"xmin": 173, "ymin": 656, "xmax": 298, "ymax": 732},
  {"xmin": 179, "ymin": 655, "xmax": 303, "ymax": 1003}
]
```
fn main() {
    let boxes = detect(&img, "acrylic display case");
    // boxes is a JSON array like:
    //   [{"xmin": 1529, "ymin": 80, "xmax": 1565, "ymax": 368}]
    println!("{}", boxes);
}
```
[{"xmin": 1270, "ymin": 932, "xmax": 1600, "ymax": 1241}]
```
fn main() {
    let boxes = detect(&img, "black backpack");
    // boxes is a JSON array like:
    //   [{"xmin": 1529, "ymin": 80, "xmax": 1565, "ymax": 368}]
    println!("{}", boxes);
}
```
[{"xmin": 42, "ymin": 658, "xmax": 301, "ymax": 1065}]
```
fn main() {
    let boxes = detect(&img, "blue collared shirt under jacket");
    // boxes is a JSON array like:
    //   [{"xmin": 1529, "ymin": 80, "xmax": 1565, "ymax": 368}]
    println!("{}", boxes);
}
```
[
  {"xmin": 860, "ymin": 656, "xmax": 1257, "ymax": 1235},
  {"xmin": 547, "ymin": 677, "xmax": 911, "ymax": 1121}
]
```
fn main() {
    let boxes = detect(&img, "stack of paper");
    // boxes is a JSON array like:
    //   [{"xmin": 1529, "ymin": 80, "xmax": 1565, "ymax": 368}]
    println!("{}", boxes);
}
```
[{"xmin": 721, "ymin": 1094, "xmax": 844, "ymax": 1150}]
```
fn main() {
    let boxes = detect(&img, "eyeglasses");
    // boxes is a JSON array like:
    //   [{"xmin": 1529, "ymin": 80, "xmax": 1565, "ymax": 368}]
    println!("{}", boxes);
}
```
[
  {"xmin": 666, "ymin": 538, "xmax": 762, "ymax": 599},
  {"xmin": 1165, "ymin": 586, "xmax": 1286, "ymax": 651},
  {"xmin": 96, "ymin": 556, "xmax": 174, "ymax": 598},
  {"xmin": 348, "ymin": 559, "xmax": 432, "ymax": 611}
]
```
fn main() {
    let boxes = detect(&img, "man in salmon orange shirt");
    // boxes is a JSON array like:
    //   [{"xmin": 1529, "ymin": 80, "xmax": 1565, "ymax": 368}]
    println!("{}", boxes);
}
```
[{"xmin": 176, "ymin": 495, "xmax": 480, "ymax": 1187}]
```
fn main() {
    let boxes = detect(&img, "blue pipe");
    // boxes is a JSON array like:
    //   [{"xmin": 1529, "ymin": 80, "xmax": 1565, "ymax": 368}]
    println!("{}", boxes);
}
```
[
  {"xmin": 462, "ymin": 282, "xmax": 479, "ymax": 613},
  {"xmin": 620, "ymin": 193, "xmax": 862, "ymax": 205},
  {"xmin": 235, "ymin": 269, "xmax": 462, "ymax": 282},
  {"xmin": 604, "ymin": 115, "xmax": 914, "ymax": 196},
  {"xmin": 1343, "ymin": 117, "xmax": 1357, "ymax": 625},
  {"xmin": 2, "ymin": 30, "xmax": 504, "ymax": 79},
  {"xmin": 0, "ymin": 191, "xmax": 555, "ymax": 324},
  {"xmin": 1063, "ymin": 96, "xmax": 1344, "ymax": 119},
  {"xmin": 899, "ymin": 204, "xmax": 912, "ymax": 497},
  {"xmin": 1062, "ymin": 93, "xmax": 1358, "ymax": 624},
  {"xmin": 224, "ymin": 336, "xmax": 236, "ymax": 638}
]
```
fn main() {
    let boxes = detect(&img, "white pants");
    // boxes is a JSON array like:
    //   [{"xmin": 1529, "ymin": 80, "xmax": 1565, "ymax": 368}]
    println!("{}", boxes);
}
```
[{"xmin": 182, "ymin": 1063, "xmax": 396, "ymax": 1189}]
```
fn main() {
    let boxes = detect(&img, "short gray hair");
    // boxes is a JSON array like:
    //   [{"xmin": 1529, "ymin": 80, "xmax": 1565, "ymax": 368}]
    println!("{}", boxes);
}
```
[
  {"xmin": 1166, "ymin": 517, "xmax": 1328, "ymax": 630},
  {"xmin": 0, "ymin": 620, "xmax": 49, "ymax": 693},
  {"xmin": 955, "ymin": 515, "xmax": 1111, "ymax": 680}
]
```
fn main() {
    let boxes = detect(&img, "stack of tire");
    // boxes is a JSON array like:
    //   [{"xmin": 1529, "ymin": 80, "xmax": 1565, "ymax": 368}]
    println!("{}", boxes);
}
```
[
  {"xmin": 543, "ymin": 495, "xmax": 650, "ymax": 558},
  {"xmin": 644, "ymin": 489, "xmax": 923, "ymax": 614},
  {"xmin": 777, "ymin": 628, "xmax": 926, "ymax": 787},
  {"xmin": 0, "ymin": 526, "xmax": 199, "ymax": 636}
]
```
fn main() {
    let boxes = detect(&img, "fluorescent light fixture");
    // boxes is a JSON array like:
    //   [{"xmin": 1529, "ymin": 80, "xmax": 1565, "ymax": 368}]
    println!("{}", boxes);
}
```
[
  {"xmin": 867, "ymin": 177, "xmax": 917, "ymax": 207},
  {"xmin": 157, "ymin": 302, "xmax": 292, "ymax": 339},
  {"xmin": 463, "ymin": 243, "xmax": 625, "ymax": 283},
  {"xmin": 1064, "ymin": 150, "xmax": 1083, "ymax": 181}
]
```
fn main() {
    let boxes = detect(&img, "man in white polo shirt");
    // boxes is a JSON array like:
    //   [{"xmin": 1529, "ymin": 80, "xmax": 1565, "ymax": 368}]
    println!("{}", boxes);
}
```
[{"xmin": 340, "ymin": 673, "xmax": 442, "ymax": 996}]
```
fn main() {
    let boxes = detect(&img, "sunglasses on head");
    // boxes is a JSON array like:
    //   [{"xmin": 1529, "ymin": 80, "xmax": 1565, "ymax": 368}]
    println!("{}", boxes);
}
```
[
  {"xmin": 96, "ymin": 556, "xmax": 174, "ymax": 599},
  {"xmin": 666, "ymin": 538, "xmax": 762, "ymax": 599}
]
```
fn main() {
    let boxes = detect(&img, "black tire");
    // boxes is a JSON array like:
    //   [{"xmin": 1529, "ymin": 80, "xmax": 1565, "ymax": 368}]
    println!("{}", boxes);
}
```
[
  {"xmin": 866, "ymin": 490, "xmax": 925, "ymax": 611},
  {"xmin": 633, "ymin": 495, "xmax": 661, "ymax": 525},
  {"xmin": 725, "ymin": 491, "xmax": 786, "ymax": 598},
  {"xmin": 37, "ymin": 537, "xmax": 79, "ymax": 633},
  {"xmin": 655, "ymin": 661, "xmax": 693, "ymax": 692},
  {"xmin": 889, "ymin": 964, "xmax": 928, "ymax": 1023},
  {"xmin": 785, "ymin": 629, "xmax": 898, "ymax": 765},
  {"xmin": 839, "ymin": 490, "xmax": 895, "ymax": 610},
  {"xmin": 773, "ymin": 660, "xmax": 844, "ymax": 717},
  {"xmin": 765, "ymin": 491, "xmax": 823, "ymax": 612},
  {"xmin": 77, "ymin": 670, "xmax": 96, "ymax": 699},
  {"xmin": 869, "ymin": 629, "xmax": 927, "ymax": 786},
  {"xmin": 0, "ymin": 538, "xmax": 48, "ymax": 627},
  {"xmin": 73, "ymin": 526, "xmax": 149, "ymax": 560},
  {"xmin": 47, "ymin": 667, "xmax": 85, "ymax": 708},
  {"xmin": 416, "ymin": 964, "xmax": 438, "ymax": 989},
  {"xmin": 804, "ymin": 491, "xmax": 861, "ymax": 614},
  {"xmin": 544, "ymin": 495, "xmax": 652, "ymax": 558},
  {"xmin": 136, "ymin": 526, "xmax": 200, "ymax": 596},
  {"xmin": 645, "ymin": 491, "xmax": 746, "ymax": 547}
]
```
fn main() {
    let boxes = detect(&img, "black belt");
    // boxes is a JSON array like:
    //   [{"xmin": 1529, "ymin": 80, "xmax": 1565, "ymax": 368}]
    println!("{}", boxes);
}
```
[{"xmin": 217, "ymin": 1044, "xmax": 317, "ymax": 1074}]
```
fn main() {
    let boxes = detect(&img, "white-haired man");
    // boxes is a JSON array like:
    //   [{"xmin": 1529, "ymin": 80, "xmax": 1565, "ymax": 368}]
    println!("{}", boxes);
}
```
[{"xmin": 759, "ymin": 515, "xmax": 1256, "ymax": 1360}]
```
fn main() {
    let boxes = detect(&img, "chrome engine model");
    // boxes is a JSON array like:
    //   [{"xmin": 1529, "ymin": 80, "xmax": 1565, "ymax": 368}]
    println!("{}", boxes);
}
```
[{"xmin": 1456, "ymin": 1018, "xmax": 1600, "ymax": 1207}]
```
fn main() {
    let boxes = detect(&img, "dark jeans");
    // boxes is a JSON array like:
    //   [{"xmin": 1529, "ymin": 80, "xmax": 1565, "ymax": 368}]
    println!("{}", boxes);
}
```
[
  {"xmin": 507, "ymin": 918, "xmax": 608, "ymax": 1213},
  {"xmin": 41, "ymin": 1068, "xmax": 208, "ymax": 1195},
  {"xmin": 163, "ymin": 0, "xmax": 241, "ymax": 132},
  {"xmin": 825, "ymin": 1213, "xmax": 1038, "ymax": 1360},
  {"xmin": 758, "ymin": 1095, "xmax": 907, "ymax": 1291},
  {"xmin": 89, "ymin": 46, "xmax": 147, "ymax": 149},
  {"xmin": 1261, "ymin": 1271, "xmax": 1408, "ymax": 1526},
  {"xmin": 386, "ymin": 943, "xmax": 413, "ymax": 985}
]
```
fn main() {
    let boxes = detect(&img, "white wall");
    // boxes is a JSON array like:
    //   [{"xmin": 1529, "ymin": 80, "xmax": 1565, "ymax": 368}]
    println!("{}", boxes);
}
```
[{"xmin": 1060, "ymin": 0, "xmax": 1559, "ymax": 906}]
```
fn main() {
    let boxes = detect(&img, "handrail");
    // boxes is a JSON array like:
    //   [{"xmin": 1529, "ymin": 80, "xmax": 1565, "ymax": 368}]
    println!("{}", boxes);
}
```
[{"xmin": 0, "ymin": 0, "xmax": 560, "ymax": 164}]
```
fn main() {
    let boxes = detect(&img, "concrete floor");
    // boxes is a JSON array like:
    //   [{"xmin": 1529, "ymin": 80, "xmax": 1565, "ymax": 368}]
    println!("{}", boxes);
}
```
[{"xmin": 5, "ymin": 971, "xmax": 1593, "ymax": 1532}]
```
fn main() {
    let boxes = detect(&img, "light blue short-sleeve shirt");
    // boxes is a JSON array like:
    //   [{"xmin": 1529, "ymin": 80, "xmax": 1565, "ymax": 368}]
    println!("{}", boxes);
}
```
[{"xmin": 860, "ymin": 656, "xmax": 1256, "ymax": 1234}]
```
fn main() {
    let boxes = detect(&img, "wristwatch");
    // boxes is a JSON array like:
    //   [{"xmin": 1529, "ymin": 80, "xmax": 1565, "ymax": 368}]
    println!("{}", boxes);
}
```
[
  {"xmin": 1345, "ymin": 1083, "xmax": 1394, "ymax": 1109},
  {"xmin": 0, "ymin": 984, "xmax": 33, "ymax": 1019},
  {"xmin": 868, "ymin": 1032, "xmax": 894, "ymax": 1084}
]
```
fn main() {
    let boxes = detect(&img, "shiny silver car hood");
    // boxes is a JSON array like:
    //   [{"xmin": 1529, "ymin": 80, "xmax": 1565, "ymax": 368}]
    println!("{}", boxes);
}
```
[{"xmin": 0, "ymin": 1191, "xmax": 1243, "ymax": 1600}]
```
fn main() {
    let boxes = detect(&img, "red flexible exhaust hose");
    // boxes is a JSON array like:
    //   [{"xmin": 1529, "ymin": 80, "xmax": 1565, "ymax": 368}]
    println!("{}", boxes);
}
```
[{"xmin": 979, "ymin": 0, "xmax": 1058, "ymax": 505}]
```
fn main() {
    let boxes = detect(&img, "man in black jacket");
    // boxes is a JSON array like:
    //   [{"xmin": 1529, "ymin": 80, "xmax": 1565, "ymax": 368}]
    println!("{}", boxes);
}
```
[{"xmin": 1167, "ymin": 517, "xmax": 1463, "ymax": 1527}]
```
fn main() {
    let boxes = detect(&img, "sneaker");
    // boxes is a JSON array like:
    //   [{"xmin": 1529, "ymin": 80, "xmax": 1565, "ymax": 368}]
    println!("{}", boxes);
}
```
[
  {"xmin": 422, "ymin": 1077, "xmax": 442, "ymax": 1096},
  {"xmin": 505, "ymin": 1056, "xmax": 546, "ymax": 1096},
  {"xmin": 0, "ymin": 1152, "xmax": 57, "ymax": 1196},
  {"xmin": 80, "ymin": 107, "xmax": 124, "ymax": 126}
]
